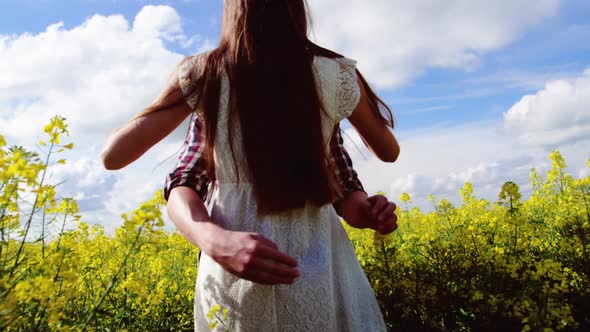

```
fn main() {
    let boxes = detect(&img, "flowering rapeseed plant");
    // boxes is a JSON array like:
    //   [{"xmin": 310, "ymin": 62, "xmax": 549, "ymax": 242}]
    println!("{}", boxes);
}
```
[
  {"xmin": 347, "ymin": 150, "xmax": 589, "ymax": 331},
  {"xmin": 1, "ymin": 116, "xmax": 589, "ymax": 331},
  {"xmin": 207, "ymin": 304, "xmax": 233, "ymax": 331}
]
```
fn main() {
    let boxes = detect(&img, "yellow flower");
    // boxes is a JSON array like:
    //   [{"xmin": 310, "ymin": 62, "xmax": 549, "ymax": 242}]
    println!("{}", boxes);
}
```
[{"xmin": 207, "ymin": 304, "xmax": 221, "ymax": 320}]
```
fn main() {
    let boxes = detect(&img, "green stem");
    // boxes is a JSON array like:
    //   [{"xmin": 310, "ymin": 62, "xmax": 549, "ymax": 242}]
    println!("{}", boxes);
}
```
[
  {"xmin": 53, "ymin": 208, "xmax": 69, "ymax": 253},
  {"xmin": 81, "ymin": 223, "xmax": 146, "ymax": 330},
  {"xmin": 514, "ymin": 223, "xmax": 518, "ymax": 255},
  {"xmin": 41, "ymin": 202, "xmax": 48, "ymax": 259},
  {"xmin": 0, "ymin": 180, "xmax": 18, "ymax": 269},
  {"xmin": 379, "ymin": 237, "xmax": 392, "ymax": 279},
  {"xmin": 581, "ymin": 189, "xmax": 590, "ymax": 224},
  {"xmin": 9, "ymin": 141, "xmax": 54, "ymax": 278}
]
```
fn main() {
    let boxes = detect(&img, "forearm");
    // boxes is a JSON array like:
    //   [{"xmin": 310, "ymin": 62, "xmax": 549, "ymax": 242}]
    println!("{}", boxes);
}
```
[
  {"xmin": 101, "ymin": 107, "xmax": 189, "ymax": 170},
  {"xmin": 166, "ymin": 186, "xmax": 224, "ymax": 253},
  {"xmin": 336, "ymin": 191, "xmax": 370, "ymax": 228}
]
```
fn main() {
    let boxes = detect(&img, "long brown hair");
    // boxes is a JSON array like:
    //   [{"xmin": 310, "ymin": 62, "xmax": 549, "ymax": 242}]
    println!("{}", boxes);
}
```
[{"xmin": 135, "ymin": 0, "xmax": 394, "ymax": 214}]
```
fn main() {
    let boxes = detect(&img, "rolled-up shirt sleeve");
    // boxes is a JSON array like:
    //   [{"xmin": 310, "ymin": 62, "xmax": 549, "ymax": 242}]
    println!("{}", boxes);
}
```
[
  {"xmin": 329, "ymin": 123, "xmax": 365, "ymax": 195},
  {"xmin": 164, "ymin": 113, "xmax": 210, "ymax": 202}
]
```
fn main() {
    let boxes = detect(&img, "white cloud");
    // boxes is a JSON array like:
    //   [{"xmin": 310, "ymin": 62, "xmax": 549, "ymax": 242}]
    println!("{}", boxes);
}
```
[
  {"xmin": 196, "ymin": 38, "xmax": 216, "ymax": 53},
  {"xmin": 0, "ymin": 5, "xmax": 209, "ymax": 233},
  {"xmin": 463, "ymin": 63, "xmax": 583, "ymax": 92},
  {"xmin": 133, "ymin": 5, "xmax": 184, "ymax": 41},
  {"xmin": 504, "ymin": 69, "xmax": 590, "ymax": 146},
  {"xmin": 3, "ymin": 2, "xmax": 586, "ymax": 235},
  {"xmin": 49, "ymin": 156, "xmax": 112, "ymax": 188},
  {"xmin": 0, "ymin": 5, "xmax": 200, "ymax": 148},
  {"xmin": 343, "ymin": 120, "xmax": 523, "ymax": 188},
  {"xmin": 65, "ymin": 140, "xmax": 184, "ymax": 234},
  {"xmin": 61, "ymin": 128, "xmax": 187, "ymax": 233},
  {"xmin": 341, "ymin": 120, "xmax": 587, "ymax": 211},
  {"xmin": 95, "ymin": 142, "xmax": 185, "ymax": 234},
  {"xmin": 388, "ymin": 157, "xmax": 538, "ymax": 208},
  {"xmin": 308, "ymin": 0, "xmax": 560, "ymax": 88}
]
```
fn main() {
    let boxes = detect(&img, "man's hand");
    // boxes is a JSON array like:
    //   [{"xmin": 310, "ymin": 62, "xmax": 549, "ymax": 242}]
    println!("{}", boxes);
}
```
[
  {"xmin": 208, "ymin": 230, "xmax": 300, "ymax": 285},
  {"xmin": 337, "ymin": 191, "xmax": 399, "ymax": 234},
  {"xmin": 367, "ymin": 194, "xmax": 398, "ymax": 234}
]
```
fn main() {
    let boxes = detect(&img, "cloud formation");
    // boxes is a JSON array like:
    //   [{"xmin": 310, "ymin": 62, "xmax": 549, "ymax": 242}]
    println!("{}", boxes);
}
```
[
  {"xmin": 308, "ymin": 0, "xmax": 560, "ymax": 88},
  {"xmin": 0, "ymin": 5, "xmax": 196, "ymax": 147},
  {"xmin": 504, "ymin": 68, "xmax": 590, "ymax": 146},
  {"xmin": 341, "ymin": 120, "xmax": 587, "ymax": 212},
  {"xmin": 0, "ymin": 5, "xmax": 204, "ymax": 233},
  {"xmin": 2, "ymin": 2, "xmax": 587, "ymax": 234}
]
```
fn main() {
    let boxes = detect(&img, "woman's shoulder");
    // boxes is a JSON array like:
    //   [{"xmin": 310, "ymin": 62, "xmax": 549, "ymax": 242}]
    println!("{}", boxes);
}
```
[
  {"xmin": 312, "ymin": 55, "xmax": 358, "ymax": 79},
  {"xmin": 177, "ymin": 51, "xmax": 216, "ymax": 92},
  {"xmin": 313, "ymin": 54, "xmax": 356, "ymax": 64},
  {"xmin": 180, "ymin": 50, "xmax": 213, "ymax": 70}
]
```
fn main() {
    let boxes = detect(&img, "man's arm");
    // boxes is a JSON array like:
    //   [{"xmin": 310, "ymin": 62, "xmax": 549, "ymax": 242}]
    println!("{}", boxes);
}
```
[
  {"xmin": 164, "ymin": 113, "xmax": 211, "ymax": 202},
  {"xmin": 328, "ymin": 123, "xmax": 365, "ymax": 214},
  {"xmin": 328, "ymin": 124, "xmax": 398, "ymax": 234},
  {"xmin": 164, "ymin": 119, "xmax": 397, "ymax": 234},
  {"xmin": 165, "ymin": 116, "xmax": 300, "ymax": 285}
]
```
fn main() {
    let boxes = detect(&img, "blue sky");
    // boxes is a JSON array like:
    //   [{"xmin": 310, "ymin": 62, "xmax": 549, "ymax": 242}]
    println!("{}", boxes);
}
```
[
  {"xmin": 3, "ymin": 0, "xmax": 588, "ymax": 129},
  {"xmin": 1, "ymin": 0, "xmax": 589, "ymax": 232}
]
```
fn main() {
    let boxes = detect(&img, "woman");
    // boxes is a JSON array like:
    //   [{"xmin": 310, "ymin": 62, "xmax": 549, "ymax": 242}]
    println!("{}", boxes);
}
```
[{"xmin": 101, "ymin": 0, "xmax": 400, "ymax": 330}]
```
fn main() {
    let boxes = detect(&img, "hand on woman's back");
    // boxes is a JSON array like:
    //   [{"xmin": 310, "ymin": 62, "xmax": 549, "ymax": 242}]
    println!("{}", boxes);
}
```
[{"xmin": 207, "ymin": 230, "xmax": 300, "ymax": 285}]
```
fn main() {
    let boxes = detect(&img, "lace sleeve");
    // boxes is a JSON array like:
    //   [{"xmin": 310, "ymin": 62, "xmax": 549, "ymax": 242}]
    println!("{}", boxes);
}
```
[
  {"xmin": 177, "ymin": 54, "xmax": 206, "ymax": 112},
  {"xmin": 336, "ymin": 57, "xmax": 361, "ymax": 121}
]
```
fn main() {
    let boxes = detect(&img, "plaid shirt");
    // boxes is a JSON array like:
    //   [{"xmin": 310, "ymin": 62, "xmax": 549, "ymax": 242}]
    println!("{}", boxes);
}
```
[{"xmin": 164, "ymin": 114, "xmax": 365, "ymax": 208}]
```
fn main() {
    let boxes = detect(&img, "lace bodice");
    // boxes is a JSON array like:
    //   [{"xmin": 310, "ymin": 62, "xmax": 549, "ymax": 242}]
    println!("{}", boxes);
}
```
[{"xmin": 177, "ymin": 54, "xmax": 361, "ymax": 184}]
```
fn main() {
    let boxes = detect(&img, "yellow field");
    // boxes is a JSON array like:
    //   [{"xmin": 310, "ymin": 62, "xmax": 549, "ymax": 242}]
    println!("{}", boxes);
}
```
[{"xmin": 1, "ymin": 117, "xmax": 588, "ymax": 331}]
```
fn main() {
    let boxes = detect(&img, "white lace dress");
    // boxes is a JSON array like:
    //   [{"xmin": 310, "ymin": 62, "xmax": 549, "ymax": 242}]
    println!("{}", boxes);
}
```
[{"xmin": 178, "ymin": 53, "xmax": 387, "ymax": 332}]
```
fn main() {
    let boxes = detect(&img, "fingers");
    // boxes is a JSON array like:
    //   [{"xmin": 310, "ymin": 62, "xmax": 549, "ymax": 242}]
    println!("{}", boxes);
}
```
[
  {"xmin": 253, "ymin": 233, "xmax": 279, "ymax": 250},
  {"xmin": 367, "ymin": 195, "xmax": 399, "ymax": 234},
  {"xmin": 239, "ymin": 234, "xmax": 300, "ymax": 285},
  {"xmin": 249, "ymin": 233, "xmax": 297, "ymax": 267},
  {"xmin": 377, "ymin": 201, "xmax": 397, "ymax": 222},
  {"xmin": 256, "ymin": 243, "xmax": 299, "ymax": 268},
  {"xmin": 368, "ymin": 195, "xmax": 397, "ymax": 221},
  {"xmin": 376, "ymin": 218, "xmax": 398, "ymax": 235},
  {"xmin": 368, "ymin": 195, "xmax": 388, "ymax": 217},
  {"xmin": 251, "ymin": 256, "xmax": 299, "ymax": 279},
  {"xmin": 246, "ymin": 269, "xmax": 298, "ymax": 285}
]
